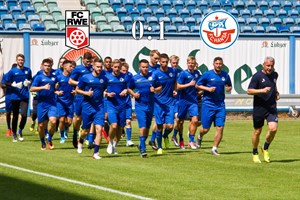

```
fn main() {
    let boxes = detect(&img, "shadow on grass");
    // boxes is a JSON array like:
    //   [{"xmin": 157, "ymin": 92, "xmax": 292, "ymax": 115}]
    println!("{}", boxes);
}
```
[
  {"xmin": 221, "ymin": 151, "xmax": 252, "ymax": 155},
  {"xmin": 271, "ymin": 159, "xmax": 300, "ymax": 163},
  {"xmin": 0, "ymin": 174, "xmax": 93, "ymax": 200}
]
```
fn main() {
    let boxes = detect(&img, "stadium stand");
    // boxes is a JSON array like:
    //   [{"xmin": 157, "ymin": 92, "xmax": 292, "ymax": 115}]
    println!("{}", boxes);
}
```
[
  {"xmin": 240, "ymin": 25, "xmax": 252, "ymax": 33},
  {"xmin": 266, "ymin": 25, "xmax": 278, "ymax": 33},
  {"xmin": 252, "ymin": 25, "xmax": 265, "ymax": 33},
  {"xmin": 165, "ymin": 25, "xmax": 177, "ymax": 32}
]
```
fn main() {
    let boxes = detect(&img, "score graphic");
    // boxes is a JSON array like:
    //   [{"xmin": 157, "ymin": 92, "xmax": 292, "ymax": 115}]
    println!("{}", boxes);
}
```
[
  {"xmin": 132, "ymin": 20, "xmax": 166, "ymax": 40},
  {"xmin": 65, "ymin": 11, "xmax": 90, "ymax": 50}
]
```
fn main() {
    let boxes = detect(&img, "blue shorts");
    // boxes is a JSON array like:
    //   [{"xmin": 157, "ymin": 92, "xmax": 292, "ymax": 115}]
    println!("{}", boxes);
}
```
[
  {"xmin": 5, "ymin": 96, "xmax": 12, "ymax": 112},
  {"xmin": 107, "ymin": 106, "xmax": 126, "ymax": 127},
  {"xmin": 174, "ymin": 101, "xmax": 179, "ymax": 113},
  {"xmin": 201, "ymin": 104, "xmax": 226, "ymax": 129},
  {"xmin": 57, "ymin": 102, "xmax": 74, "ymax": 118},
  {"xmin": 126, "ymin": 105, "xmax": 132, "ymax": 120},
  {"xmin": 103, "ymin": 98, "xmax": 108, "ymax": 113},
  {"xmin": 37, "ymin": 102, "xmax": 57, "ymax": 123},
  {"xmin": 154, "ymin": 103, "xmax": 175, "ymax": 125},
  {"xmin": 74, "ymin": 96, "xmax": 83, "ymax": 116},
  {"xmin": 177, "ymin": 102, "xmax": 198, "ymax": 120},
  {"xmin": 136, "ymin": 107, "xmax": 154, "ymax": 128},
  {"xmin": 198, "ymin": 100, "xmax": 202, "ymax": 121},
  {"xmin": 81, "ymin": 104, "xmax": 105, "ymax": 129}
]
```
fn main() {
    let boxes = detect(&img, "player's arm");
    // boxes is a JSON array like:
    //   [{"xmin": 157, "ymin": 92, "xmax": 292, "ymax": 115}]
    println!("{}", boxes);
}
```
[
  {"xmin": 30, "ymin": 84, "xmax": 50, "ymax": 92},
  {"xmin": 76, "ymin": 86, "xmax": 93, "ymax": 97},
  {"xmin": 247, "ymin": 87, "xmax": 271, "ymax": 95},
  {"xmin": 127, "ymin": 88, "xmax": 140, "ymax": 99},
  {"xmin": 177, "ymin": 79, "xmax": 196, "ymax": 90},
  {"xmin": 68, "ymin": 78, "xmax": 78, "ymax": 86}
]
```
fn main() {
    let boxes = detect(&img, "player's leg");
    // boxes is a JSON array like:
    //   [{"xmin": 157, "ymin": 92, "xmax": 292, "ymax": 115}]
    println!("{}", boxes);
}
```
[
  {"xmin": 107, "ymin": 109, "xmax": 117, "ymax": 154},
  {"xmin": 17, "ymin": 99, "xmax": 29, "ymax": 141},
  {"xmin": 154, "ymin": 103, "xmax": 165, "ymax": 153},
  {"xmin": 57, "ymin": 102, "xmax": 67, "ymax": 143},
  {"xmin": 5, "ymin": 95, "xmax": 12, "ymax": 136},
  {"xmin": 136, "ymin": 109, "xmax": 149, "ymax": 157},
  {"xmin": 30, "ymin": 99, "xmax": 38, "ymax": 133},
  {"xmin": 37, "ymin": 103, "xmax": 49, "ymax": 150},
  {"xmin": 211, "ymin": 106, "xmax": 226, "ymax": 155},
  {"xmin": 87, "ymin": 124, "xmax": 95, "ymax": 149},
  {"xmin": 197, "ymin": 104, "xmax": 213, "ymax": 148},
  {"xmin": 78, "ymin": 107, "xmax": 95, "ymax": 154},
  {"xmin": 162, "ymin": 105, "xmax": 175, "ymax": 149},
  {"xmin": 171, "ymin": 102, "xmax": 179, "ymax": 146},
  {"xmin": 11, "ymin": 100, "xmax": 21, "ymax": 142},
  {"xmin": 186, "ymin": 104, "xmax": 198, "ymax": 149},
  {"xmin": 72, "ymin": 97, "xmax": 83, "ymax": 148},
  {"xmin": 93, "ymin": 125, "xmax": 103, "ymax": 159}
]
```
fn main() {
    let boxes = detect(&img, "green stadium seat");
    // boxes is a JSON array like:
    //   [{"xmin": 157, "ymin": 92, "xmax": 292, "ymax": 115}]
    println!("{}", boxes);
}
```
[
  {"xmin": 95, "ymin": 15, "xmax": 107, "ymax": 26},
  {"xmin": 84, "ymin": 0, "xmax": 97, "ymax": 10},
  {"xmin": 99, "ymin": 24, "xmax": 112, "ymax": 32},
  {"xmin": 58, "ymin": 23, "xmax": 65, "ymax": 31},
  {"xmin": 102, "ymin": 7, "xmax": 114, "ymax": 18},
  {"xmin": 41, "ymin": 15, "xmax": 54, "ymax": 25},
  {"xmin": 97, "ymin": 0, "xmax": 110, "ymax": 9},
  {"xmin": 89, "ymin": 7, "xmax": 102, "ymax": 22},
  {"xmin": 112, "ymin": 24, "xmax": 125, "ymax": 32},
  {"xmin": 107, "ymin": 15, "xmax": 120, "ymax": 26},
  {"xmin": 54, "ymin": 15, "xmax": 65, "ymax": 26},
  {"xmin": 49, "ymin": 7, "xmax": 62, "ymax": 18},
  {"xmin": 45, "ymin": 0, "xmax": 58, "ymax": 8},
  {"xmin": 32, "ymin": 0, "xmax": 44, "ymax": 9},
  {"xmin": 37, "ymin": 6, "xmax": 49, "ymax": 17},
  {"xmin": 45, "ymin": 23, "xmax": 59, "ymax": 31}
]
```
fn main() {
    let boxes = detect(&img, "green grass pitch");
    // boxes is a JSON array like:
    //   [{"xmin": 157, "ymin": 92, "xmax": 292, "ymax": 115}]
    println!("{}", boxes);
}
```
[{"xmin": 0, "ymin": 119, "xmax": 299, "ymax": 200}]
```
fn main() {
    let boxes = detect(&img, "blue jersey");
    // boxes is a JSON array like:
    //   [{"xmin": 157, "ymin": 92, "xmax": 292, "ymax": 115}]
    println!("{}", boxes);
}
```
[
  {"xmin": 103, "ymin": 68, "xmax": 112, "ymax": 74},
  {"xmin": 77, "ymin": 72, "xmax": 107, "ymax": 108},
  {"xmin": 56, "ymin": 74, "xmax": 75, "ymax": 106},
  {"xmin": 36, "ymin": 69, "xmax": 57, "ymax": 76},
  {"xmin": 123, "ymin": 71, "xmax": 133, "ymax": 105},
  {"xmin": 55, "ymin": 68, "xmax": 63, "ymax": 76},
  {"xmin": 153, "ymin": 67, "xmax": 177, "ymax": 105},
  {"xmin": 1, "ymin": 73, "xmax": 13, "ymax": 97},
  {"xmin": 128, "ymin": 72, "xmax": 161, "ymax": 110},
  {"xmin": 177, "ymin": 69, "xmax": 201, "ymax": 104},
  {"xmin": 6, "ymin": 66, "xmax": 32, "ymax": 100},
  {"xmin": 70, "ymin": 64, "xmax": 93, "ymax": 98},
  {"xmin": 31, "ymin": 72, "xmax": 57, "ymax": 104},
  {"xmin": 149, "ymin": 63, "xmax": 160, "ymax": 73},
  {"xmin": 197, "ymin": 69, "xmax": 232, "ymax": 106},
  {"xmin": 106, "ymin": 72, "xmax": 129, "ymax": 110}
]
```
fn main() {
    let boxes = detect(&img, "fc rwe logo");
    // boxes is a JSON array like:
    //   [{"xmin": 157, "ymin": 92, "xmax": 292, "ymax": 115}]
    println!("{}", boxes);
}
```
[
  {"xmin": 65, "ymin": 11, "xmax": 90, "ymax": 50},
  {"xmin": 200, "ymin": 10, "xmax": 239, "ymax": 50}
]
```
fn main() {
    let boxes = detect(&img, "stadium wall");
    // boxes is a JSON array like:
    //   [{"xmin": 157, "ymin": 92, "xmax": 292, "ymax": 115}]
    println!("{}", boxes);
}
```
[{"xmin": 0, "ymin": 32, "xmax": 299, "ymax": 111}]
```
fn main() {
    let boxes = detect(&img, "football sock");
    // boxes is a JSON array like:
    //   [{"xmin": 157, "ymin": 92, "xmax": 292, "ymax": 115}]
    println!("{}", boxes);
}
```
[
  {"xmin": 173, "ymin": 129, "xmax": 178, "ymax": 137},
  {"xmin": 150, "ymin": 131, "xmax": 156, "ymax": 142},
  {"xmin": 94, "ymin": 144, "xmax": 100, "ymax": 154},
  {"xmin": 139, "ymin": 136, "xmax": 146, "ymax": 152},
  {"xmin": 60, "ymin": 130, "xmax": 64, "ymax": 138},
  {"xmin": 73, "ymin": 129, "xmax": 78, "ymax": 139},
  {"xmin": 189, "ymin": 134, "xmax": 195, "ymax": 143},
  {"xmin": 6, "ymin": 113, "xmax": 11, "ymax": 129},
  {"xmin": 263, "ymin": 141, "xmax": 270, "ymax": 150},
  {"xmin": 163, "ymin": 128, "xmax": 172, "ymax": 138},
  {"xmin": 40, "ymin": 137, "xmax": 46, "ymax": 145},
  {"xmin": 126, "ymin": 128, "xmax": 132, "ymax": 140},
  {"xmin": 18, "ymin": 129, "xmax": 23, "ymax": 136},
  {"xmin": 48, "ymin": 134, "xmax": 53, "ymax": 142},
  {"xmin": 179, "ymin": 133, "xmax": 183, "ymax": 141},
  {"xmin": 156, "ymin": 130, "xmax": 162, "ymax": 149},
  {"xmin": 212, "ymin": 146, "xmax": 218, "ymax": 151},
  {"xmin": 88, "ymin": 133, "xmax": 94, "ymax": 144},
  {"xmin": 79, "ymin": 137, "xmax": 84, "ymax": 144},
  {"xmin": 253, "ymin": 148, "xmax": 258, "ymax": 155}
]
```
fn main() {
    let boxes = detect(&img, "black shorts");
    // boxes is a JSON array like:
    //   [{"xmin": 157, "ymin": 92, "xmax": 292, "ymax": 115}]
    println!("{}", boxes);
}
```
[{"xmin": 253, "ymin": 107, "xmax": 278, "ymax": 129}]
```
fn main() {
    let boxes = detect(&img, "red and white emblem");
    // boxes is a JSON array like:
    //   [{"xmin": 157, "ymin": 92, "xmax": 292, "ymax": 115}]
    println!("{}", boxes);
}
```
[{"xmin": 66, "ymin": 27, "xmax": 89, "ymax": 49}]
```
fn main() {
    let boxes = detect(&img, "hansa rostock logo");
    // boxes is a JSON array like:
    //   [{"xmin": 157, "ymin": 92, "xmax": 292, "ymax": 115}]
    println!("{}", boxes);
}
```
[
  {"xmin": 200, "ymin": 10, "xmax": 239, "ymax": 50},
  {"xmin": 65, "ymin": 10, "xmax": 90, "ymax": 50}
]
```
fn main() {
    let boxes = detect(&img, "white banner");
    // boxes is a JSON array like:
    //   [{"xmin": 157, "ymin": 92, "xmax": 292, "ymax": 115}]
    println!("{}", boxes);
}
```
[
  {"xmin": 0, "ymin": 35, "xmax": 23, "ymax": 109},
  {"xmin": 30, "ymin": 35, "xmax": 290, "ymax": 95},
  {"xmin": 295, "ymin": 38, "xmax": 300, "ymax": 94}
]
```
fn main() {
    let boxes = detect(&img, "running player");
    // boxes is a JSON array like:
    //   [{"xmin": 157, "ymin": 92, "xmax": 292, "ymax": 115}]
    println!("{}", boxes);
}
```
[
  {"xmin": 69, "ymin": 52, "xmax": 93, "ymax": 148},
  {"xmin": 30, "ymin": 58, "xmax": 57, "ymax": 150},
  {"xmin": 76, "ymin": 58, "xmax": 107, "ymax": 159},
  {"xmin": 105, "ymin": 59, "xmax": 129, "ymax": 154},
  {"xmin": 5, "ymin": 54, "xmax": 32, "ymax": 142},
  {"xmin": 56, "ymin": 60, "xmax": 75, "ymax": 143},
  {"xmin": 196, "ymin": 57, "xmax": 232, "ymax": 156},
  {"xmin": 152, "ymin": 53, "xmax": 177, "ymax": 154},
  {"xmin": 177, "ymin": 56, "xmax": 201, "ymax": 149},
  {"xmin": 128, "ymin": 59, "xmax": 162, "ymax": 157}
]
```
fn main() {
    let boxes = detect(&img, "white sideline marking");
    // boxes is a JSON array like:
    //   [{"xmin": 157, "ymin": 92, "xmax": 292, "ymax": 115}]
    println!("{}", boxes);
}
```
[{"xmin": 0, "ymin": 162, "xmax": 153, "ymax": 200}]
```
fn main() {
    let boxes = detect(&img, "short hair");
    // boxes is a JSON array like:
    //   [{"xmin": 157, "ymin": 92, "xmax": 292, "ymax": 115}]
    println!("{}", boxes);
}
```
[
  {"xmin": 92, "ymin": 55, "xmax": 99, "ymax": 61},
  {"xmin": 139, "ymin": 59, "xmax": 149, "ymax": 65},
  {"xmin": 104, "ymin": 56, "xmax": 112, "ymax": 61},
  {"xmin": 42, "ymin": 58, "xmax": 53, "ymax": 65},
  {"xmin": 62, "ymin": 59, "xmax": 72, "ymax": 66},
  {"xmin": 150, "ymin": 50, "xmax": 160, "ymax": 57},
  {"xmin": 93, "ymin": 58, "xmax": 103, "ymax": 63},
  {"xmin": 71, "ymin": 61, "xmax": 76, "ymax": 66},
  {"xmin": 170, "ymin": 55, "xmax": 179, "ymax": 61},
  {"xmin": 119, "ymin": 58, "xmax": 126, "ymax": 62},
  {"xmin": 213, "ymin": 57, "xmax": 223, "ymax": 63},
  {"xmin": 16, "ymin": 53, "xmax": 24, "ymax": 59},
  {"xmin": 11, "ymin": 63, "xmax": 17, "ymax": 68},
  {"xmin": 187, "ymin": 56, "xmax": 196, "ymax": 62},
  {"xmin": 47, "ymin": 57, "xmax": 54, "ymax": 65},
  {"xmin": 59, "ymin": 57, "xmax": 66, "ymax": 61},
  {"xmin": 264, "ymin": 56, "xmax": 275, "ymax": 63},
  {"xmin": 111, "ymin": 59, "xmax": 121, "ymax": 66},
  {"xmin": 122, "ymin": 62, "xmax": 129, "ymax": 69},
  {"xmin": 83, "ymin": 52, "xmax": 93, "ymax": 60},
  {"xmin": 159, "ymin": 53, "xmax": 169, "ymax": 61}
]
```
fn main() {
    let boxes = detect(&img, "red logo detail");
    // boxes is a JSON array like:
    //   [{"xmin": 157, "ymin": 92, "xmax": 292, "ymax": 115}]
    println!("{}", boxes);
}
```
[
  {"xmin": 203, "ymin": 29, "xmax": 235, "ymax": 45},
  {"xmin": 66, "ymin": 27, "xmax": 89, "ymax": 49},
  {"xmin": 262, "ymin": 41, "xmax": 268, "ymax": 48}
]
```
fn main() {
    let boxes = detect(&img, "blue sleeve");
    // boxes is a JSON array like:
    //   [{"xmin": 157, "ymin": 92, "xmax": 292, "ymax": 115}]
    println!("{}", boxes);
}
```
[
  {"xmin": 77, "ymin": 76, "xmax": 85, "ymax": 90},
  {"xmin": 28, "ymin": 69, "xmax": 33, "ymax": 80},
  {"xmin": 177, "ymin": 71, "xmax": 185, "ymax": 84},
  {"xmin": 153, "ymin": 73, "xmax": 161, "ymax": 88},
  {"xmin": 225, "ymin": 73, "xmax": 232, "ymax": 87},
  {"xmin": 32, "ymin": 75, "xmax": 40, "ymax": 87},
  {"xmin": 196, "ymin": 71, "xmax": 207, "ymax": 86},
  {"xmin": 128, "ymin": 77, "xmax": 135, "ymax": 89},
  {"xmin": 70, "ymin": 68, "xmax": 79, "ymax": 80},
  {"xmin": 6, "ymin": 70, "xmax": 13, "ymax": 83}
]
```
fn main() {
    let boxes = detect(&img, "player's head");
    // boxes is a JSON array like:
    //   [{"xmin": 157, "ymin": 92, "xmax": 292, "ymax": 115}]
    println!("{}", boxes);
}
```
[
  {"xmin": 170, "ymin": 55, "xmax": 179, "ymax": 68},
  {"xmin": 111, "ymin": 59, "xmax": 121, "ymax": 75},
  {"xmin": 82, "ymin": 52, "xmax": 92, "ymax": 67},
  {"xmin": 41, "ymin": 58, "xmax": 53, "ymax": 73},
  {"xmin": 159, "ymin": 53, "xmax": 169, "ymax": 68},
  {"xmin": 70, "ymin": 61, "xmax": 76, "ymax": 70},
  {"xmin": 104, "ymin": 56, "xmax": 112, "ymax": 70},
  {"xmin": 119, "ymin": 58, "xmax": 126, "ymax": 65},
  {"xmin": 263, "ymin": 56, "xmax": 275, "ymax": 75},
  {"xmin": 16, "ymin": 53, "xmax": 25, "ymax": 67},
  {"xmin": 213, "ymin": 57, "xmax": 223, "ymax": 74},
  {"xmin": 47, "ymin": 57, "xmax": 54, "ymax": 67},
  {"xmin": 92, "ymin": 58, "xmax": 103, "ymax": 75},
  {"xmin": 187, "ymin": 56, "xmax": 196, "ymax": 71},
  {"xmin": 121, "ymin": 62, "xmax": 129, "ymax": 74},
  {"xmin": 139, "ymin": 59, "xmax": 149, "ymax": 75},
  {"xmin": 59, "ymin": 57, "xmax": 66, "ymax": 69},
  {"xmin": 62, "ymin": 59, "xmax": 73, "ymax": 74},
  {"xmin": 150, "ymin": 50, "xmax": 160, "ymax": 66},
  {"xmin": 91, "ymin": 55, "xmax": 99, "ymax": 66}
]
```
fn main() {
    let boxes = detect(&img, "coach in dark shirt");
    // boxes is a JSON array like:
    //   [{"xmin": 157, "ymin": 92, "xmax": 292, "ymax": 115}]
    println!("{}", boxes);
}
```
[{"xmin": 247, "ymin": 56, "xmax": 279, "ymax": 164}]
